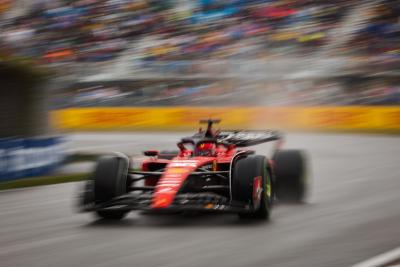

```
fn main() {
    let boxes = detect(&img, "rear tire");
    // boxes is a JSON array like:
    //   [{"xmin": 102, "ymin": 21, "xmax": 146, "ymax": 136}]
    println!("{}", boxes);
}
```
[
  {"xmin": 273, "ymin": 150, "xmax": 308, "ymax": 202},
  {"xmin": 232, "ymin": 155, "xmax": 272, "ymax": 220},
  {"xmin": 92, "ymin": 155, "xmax": 130, "ymax": 220}
]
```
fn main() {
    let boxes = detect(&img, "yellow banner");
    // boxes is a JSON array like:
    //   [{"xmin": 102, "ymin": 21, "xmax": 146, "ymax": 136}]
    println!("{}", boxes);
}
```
[{"xmin": 52, "ymin": 107, "xmax": 400, "ymax": 132}]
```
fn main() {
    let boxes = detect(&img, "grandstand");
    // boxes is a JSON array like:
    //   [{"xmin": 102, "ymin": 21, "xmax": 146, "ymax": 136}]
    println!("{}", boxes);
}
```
[{"xmin": 1, "ymin": 0, "xmax": 399, "ymax": 106}]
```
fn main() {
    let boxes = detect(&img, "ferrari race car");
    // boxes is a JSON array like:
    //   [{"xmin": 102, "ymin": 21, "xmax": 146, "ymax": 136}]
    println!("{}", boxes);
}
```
[{"xmin": 79, "ymin": 119, "xmax": 309, "ymax": 220}]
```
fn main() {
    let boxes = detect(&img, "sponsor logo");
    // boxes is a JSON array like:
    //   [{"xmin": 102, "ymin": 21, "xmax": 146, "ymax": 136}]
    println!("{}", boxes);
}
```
[
  {"xmin": 168, "ymin": 167, "xmax": 186, "ymax": 174},
  {"xmin": 156, "ymin": 187, "xmax": 174, "ymax": 193},
  {"xmin": 169, "ymin": 161, "xmax": 197, "ymax": 167},
  {"xmin": 252, "ymin": 176, "xmax": 263, "ymax": 209},
  {"xmin": 0, "ymin": 138, "xmax": 64, "ymax": 180}
]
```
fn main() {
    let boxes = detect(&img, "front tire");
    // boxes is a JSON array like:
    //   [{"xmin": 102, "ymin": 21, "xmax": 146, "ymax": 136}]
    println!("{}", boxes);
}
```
[
  {"xmin": 232, "ymin": 155, "xmax": 272, "ymax": 220},
  {"xmin": 96, "ymin": 210, "xmax": 127, "ymax": 220},
  {"xmin": 92, "ymin": 155, "xmax": 130, "ymax": 220}
]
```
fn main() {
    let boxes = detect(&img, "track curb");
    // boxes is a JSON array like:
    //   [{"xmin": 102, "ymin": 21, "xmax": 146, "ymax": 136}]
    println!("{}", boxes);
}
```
[{"xmin": 352, "ymin": 247, "xmax": 400, "ymax": 267}]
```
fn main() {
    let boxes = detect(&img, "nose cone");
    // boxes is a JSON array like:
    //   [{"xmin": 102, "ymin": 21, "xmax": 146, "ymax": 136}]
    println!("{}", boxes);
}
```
[
  {"xmin": 151, "ymin": 166, "xmax": 194, "ymax": 209},
  {"xmin": 151, "ymin": 158, "xmax": 215, "ymax": 209}
]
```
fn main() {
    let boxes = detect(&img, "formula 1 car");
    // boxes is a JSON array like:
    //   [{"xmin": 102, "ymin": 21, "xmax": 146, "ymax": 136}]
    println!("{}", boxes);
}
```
[{"xmin": 78, "ymin": 119, "xmax": 309, "ymax": 220}]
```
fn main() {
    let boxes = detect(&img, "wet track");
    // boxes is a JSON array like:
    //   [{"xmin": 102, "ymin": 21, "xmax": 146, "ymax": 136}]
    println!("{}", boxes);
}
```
[{"xmin": 1, "ymin": 132, "xmax": 400, "ymax": 267}]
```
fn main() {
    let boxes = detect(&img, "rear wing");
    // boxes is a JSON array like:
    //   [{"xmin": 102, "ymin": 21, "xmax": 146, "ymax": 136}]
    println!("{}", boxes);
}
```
[{"xmin": 216, "ymin": 130, "xmax": 283, "ymax": 147}]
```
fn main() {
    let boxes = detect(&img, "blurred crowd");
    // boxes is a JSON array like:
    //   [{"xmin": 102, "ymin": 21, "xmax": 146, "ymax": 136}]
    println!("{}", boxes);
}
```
[
  {"xmin": 54, "ymin": 76, "xmax": 400, "ymax": 108},
  {"xmin": 1, "ymin": 0, "xmax": 399, "ymax": 107},
  {"xmin": 1, "ymin": 0, "xmax": 399, "ymax": 64},
  {"xmin": 1, "ymin": 0, "xmax": 161, "ymax": 62}
]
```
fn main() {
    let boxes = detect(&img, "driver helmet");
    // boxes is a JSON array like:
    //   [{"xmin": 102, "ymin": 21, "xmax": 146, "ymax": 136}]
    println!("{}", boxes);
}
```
[{"xmin": 195, "ymin": 142, "xmax": 216, "ymax": 156}]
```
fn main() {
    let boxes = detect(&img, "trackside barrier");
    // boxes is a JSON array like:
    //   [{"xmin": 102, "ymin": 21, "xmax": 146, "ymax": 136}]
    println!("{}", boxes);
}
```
[
  {"xmin": 51, "ymin": 107, "xmax": 400, "ymax": 132},
  {"xmin": 0, "ymin": 137, "xmax": 65, "ymax": 182}
]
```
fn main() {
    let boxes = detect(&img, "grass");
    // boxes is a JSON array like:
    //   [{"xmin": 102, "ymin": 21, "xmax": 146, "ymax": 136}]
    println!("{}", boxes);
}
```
[{"xmin": 0, "ymin": 173, "xmax": 89, "ymax": 191}]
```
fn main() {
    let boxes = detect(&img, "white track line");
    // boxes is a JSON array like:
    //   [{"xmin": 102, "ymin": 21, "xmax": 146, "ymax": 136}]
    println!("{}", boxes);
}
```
[{"xmin": 352, "ymin": 247, "xmax": 400, "ymax": 267}]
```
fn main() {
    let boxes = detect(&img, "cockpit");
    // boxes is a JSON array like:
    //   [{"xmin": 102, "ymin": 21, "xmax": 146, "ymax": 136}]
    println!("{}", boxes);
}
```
[{"xmin": 194, "ymin": 141, "xmax": 217, "ymax": 157}]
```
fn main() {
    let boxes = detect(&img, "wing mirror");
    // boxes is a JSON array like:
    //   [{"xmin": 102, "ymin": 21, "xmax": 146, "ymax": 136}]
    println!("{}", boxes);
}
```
[{"xmin": 143, "ymin": 150, "xmax": 159, "ymax": 157}]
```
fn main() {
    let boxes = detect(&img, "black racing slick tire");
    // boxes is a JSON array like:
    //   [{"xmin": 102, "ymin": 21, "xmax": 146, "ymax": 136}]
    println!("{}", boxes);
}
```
[
  {"xmin": 273, "ymin": 150, "xmax": 308, "ymax": 202},
  {"xmin": 96, "ymin": 210, "xmax": 127, "ymax": 220},
  {"xmin": 232, "ymin": 155, "xmax": 272, "ymax": 220},
  {"xmin": 93, "ymin": 154, "xmax": 129, "ymax": 220}
]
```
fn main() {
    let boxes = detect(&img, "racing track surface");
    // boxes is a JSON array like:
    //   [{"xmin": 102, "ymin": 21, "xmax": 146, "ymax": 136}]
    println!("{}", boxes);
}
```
[{"xmin": 1, "ymin": 132, "xmax": 400, "ymax": 267}]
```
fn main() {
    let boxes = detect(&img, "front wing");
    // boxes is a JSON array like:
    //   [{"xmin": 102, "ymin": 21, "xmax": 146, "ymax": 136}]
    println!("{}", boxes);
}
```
[{"xmin": 81, "ymin": 192, "xmax": 253, "ymax": 214}]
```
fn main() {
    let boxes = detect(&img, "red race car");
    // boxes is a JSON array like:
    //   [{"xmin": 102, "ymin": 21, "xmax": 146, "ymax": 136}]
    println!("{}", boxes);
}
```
[{"xmin": 79, "ymin": 119, "xmax": 309, "ymax": 220}]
